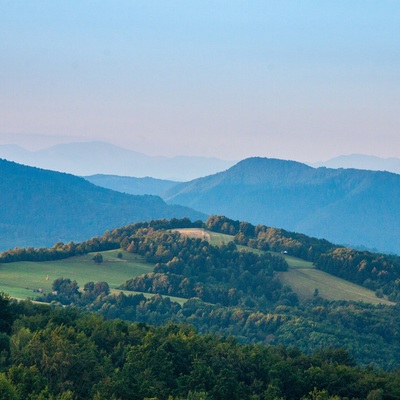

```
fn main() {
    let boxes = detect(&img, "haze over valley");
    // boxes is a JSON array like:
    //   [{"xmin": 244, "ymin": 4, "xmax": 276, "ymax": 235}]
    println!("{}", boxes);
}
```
[{"xmin": 0, "ymin": 141, "xmax": 235, "ymax": 181}]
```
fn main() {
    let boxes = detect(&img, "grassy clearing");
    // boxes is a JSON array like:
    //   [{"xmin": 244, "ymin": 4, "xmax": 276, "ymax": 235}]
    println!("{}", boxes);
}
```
[
  {"xmin": 0, "ymin": 250, "xmax": 154, "ymax": 300},
  {"xmin": 278, "ymin": 268, "xmax": 394, "ymax": 305},
  {"xmin": 270, "ymin": 252, "xmax": 314, "ymax": 269},
  {"xmin": 173, "ymin": 227, "xmax": 233, "ymax": 244},
  {"xmin": 172, "ymin": 228, "xmax": 233, "ymax": 246}
]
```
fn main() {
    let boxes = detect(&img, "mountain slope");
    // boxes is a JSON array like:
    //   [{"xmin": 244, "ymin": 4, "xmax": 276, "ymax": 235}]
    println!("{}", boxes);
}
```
[
  {"xmin": 0, "ymin": 159, "xmax": 205, "ymax": 250},
  {"xmin": 84, "ymin": 174, "xmax": 179, "ymax": 196},
  {"xmin": 164, "ymin": 157, "xmax": 400, "ymax": 254},
  {"xmin": 0, "ymin": 141, "xmax": 235, "ymax": 180}
]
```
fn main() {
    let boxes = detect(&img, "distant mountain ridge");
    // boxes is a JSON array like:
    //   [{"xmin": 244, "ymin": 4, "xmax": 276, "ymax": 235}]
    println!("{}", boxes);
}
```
[
  {"xmin": 164, "ymin": 157, "xmax": 400, "ymax": 254},
  {"xmin": 311, "ymin": 154, "xmax": 400, "ymax": 174},
  {"xmin": 84, "ymin": 174, "xmax": 179, "ymax": 196},
  {"xmin": 0, "ymin": 141, "xmax": 235, "ymax": 181},
  {"xmin": 0, "ymin": 159, "xmax": 205, "ymax": 250}
]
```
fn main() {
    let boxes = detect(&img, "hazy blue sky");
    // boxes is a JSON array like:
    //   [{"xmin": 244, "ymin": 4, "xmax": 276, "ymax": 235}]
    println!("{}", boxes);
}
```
[{"xmin": 1, "ymin": 1, "xmax": 399, "ymax": 162}]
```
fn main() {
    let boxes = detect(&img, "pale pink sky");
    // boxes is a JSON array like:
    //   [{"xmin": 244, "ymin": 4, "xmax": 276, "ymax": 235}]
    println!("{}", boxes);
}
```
[{"xmin": 1, "ymin": 1, "xmax": 399, "ymax": 162}]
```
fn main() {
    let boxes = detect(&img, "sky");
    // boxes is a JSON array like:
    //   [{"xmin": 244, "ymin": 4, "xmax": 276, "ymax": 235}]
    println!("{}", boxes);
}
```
[{"xmin": 1, "ymin": 1, "xmax": 400, "ymax": 162}]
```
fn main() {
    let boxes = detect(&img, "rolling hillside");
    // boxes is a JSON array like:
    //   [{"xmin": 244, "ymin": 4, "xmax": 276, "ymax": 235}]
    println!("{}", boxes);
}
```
[
  {"xmin": 164, "ymin": 157, "xmax": 400, "ymax": 254},
  {"xmin": 0, "ymin": 159, "xmax": 205, "ymax": 250}
]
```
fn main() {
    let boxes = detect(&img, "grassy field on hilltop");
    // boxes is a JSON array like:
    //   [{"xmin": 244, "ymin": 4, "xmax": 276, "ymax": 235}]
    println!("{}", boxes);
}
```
[
  {"xmin": 171, "ymin": 228, "xmax": 233, "ymax": 246},
  {"xmin": 0, "ymin": 249, "xmax": 154, "ymax": 300}
]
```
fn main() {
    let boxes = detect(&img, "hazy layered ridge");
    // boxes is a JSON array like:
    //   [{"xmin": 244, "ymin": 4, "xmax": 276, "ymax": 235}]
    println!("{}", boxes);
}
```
[
  {"xmin": 84, "ymin": 174, "xmax": 179, "ymax": 196},
  {"xmin": 312, "ymin": 154, "xmax": 400, "ymax": 174},
  {"xmin": 0, "ymin": 159, "xmax": 206, "ymax": 250},
  {"xmin": 164, "ymin": 157, "xmax": 400, "ymax": 254},
  {"xmin": 0, "ymin": 141, "xmax": 235, "ymax": 181}
]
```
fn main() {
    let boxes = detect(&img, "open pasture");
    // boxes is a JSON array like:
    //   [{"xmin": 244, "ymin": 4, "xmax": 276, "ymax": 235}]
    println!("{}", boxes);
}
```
[
  {"xmin": 278, "ymin": 268, "xmax": 394, "ymax": 305},
  {"xmin": 0, "ymin": 249, "xmax": 154, "ymax": 300},
  {"xmin": 172, "ymin": 228, "xmax": 233, "ymax": 246}
]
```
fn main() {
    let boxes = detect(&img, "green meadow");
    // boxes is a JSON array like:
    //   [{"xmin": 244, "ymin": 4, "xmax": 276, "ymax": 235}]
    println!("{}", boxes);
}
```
[
  {"xmin": 171, "ymin": 228, "xmax": 233, "ymax": 246},
  {"xmin": 0, "ymin": 249, "xmax": 154, "ymax": 300},
  {"xmin": 278, "ymin": 268, "xmax": 394, "ymax": 305}
]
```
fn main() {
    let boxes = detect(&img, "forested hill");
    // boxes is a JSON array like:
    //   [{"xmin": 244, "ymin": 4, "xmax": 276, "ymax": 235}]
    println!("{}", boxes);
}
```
[
  {"xmin": 164, "ymin": 157, "xmax": 400, "ymax": 254},
  {"xmin": 0, "ymin": 159, "xmax": 205, "ymax": 250}
]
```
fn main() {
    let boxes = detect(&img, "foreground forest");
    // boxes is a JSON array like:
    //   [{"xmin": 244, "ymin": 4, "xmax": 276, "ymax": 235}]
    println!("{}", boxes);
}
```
[{"xmin": 1, "ymin": 296, "xmax": 400, "ymax": 400}]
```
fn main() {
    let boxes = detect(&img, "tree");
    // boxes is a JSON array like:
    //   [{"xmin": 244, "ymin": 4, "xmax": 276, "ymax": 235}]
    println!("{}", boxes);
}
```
[
  {"xmin": 51, "ymin": 278, "xmax": 80, "ymax": 304},
  {"xmin": 0, "ymin": 373, "xmax": 19, "ymax": 400},
  {"xmin": 93, "ymin": 282, "xmax": 110, "ymax": 297},
  {"xmin": 92, "ymin": 253, "xmax": 103, "ymax": 264},
  {"xmin": 0, "ymin": 293, "xmax": 14, "ymax": 333}
]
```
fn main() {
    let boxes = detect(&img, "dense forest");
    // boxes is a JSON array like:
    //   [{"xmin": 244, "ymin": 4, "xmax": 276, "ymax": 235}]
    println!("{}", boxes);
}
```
[
  {"xmin": 1, "ymin": 295, "xmax": 400, "ymax": 400},
  {"xmin": 38, "ymin": 277, "xmax": 400, "ymax": 371}
]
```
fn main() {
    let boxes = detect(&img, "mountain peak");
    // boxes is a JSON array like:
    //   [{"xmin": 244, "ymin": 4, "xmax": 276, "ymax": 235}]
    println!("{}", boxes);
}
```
[
  {"xmin": 164, "ymin": 157, "xmax": 400, "ymax": 254},
  {"xmin": 219, "ymin": 157, "xmax": 315, "ymax": 185}
]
